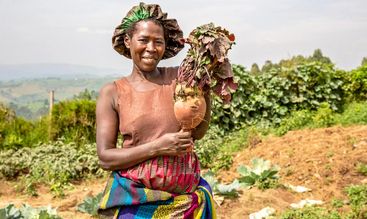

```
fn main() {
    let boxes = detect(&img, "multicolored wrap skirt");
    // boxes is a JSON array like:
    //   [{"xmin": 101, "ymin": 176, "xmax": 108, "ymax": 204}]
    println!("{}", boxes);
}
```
[{"xmin": 98, "ymin": 171, "xmax": 216, "ymax": 219}]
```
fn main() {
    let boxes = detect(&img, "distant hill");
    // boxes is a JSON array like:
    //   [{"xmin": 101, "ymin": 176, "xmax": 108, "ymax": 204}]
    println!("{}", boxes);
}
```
[
  {"xmin": 0, "ymin": 76, "xmax": 120, "ymax": 120},
  {"xmin": 0, "ymin": 63, "xmax": 125, "ymax": 81}
]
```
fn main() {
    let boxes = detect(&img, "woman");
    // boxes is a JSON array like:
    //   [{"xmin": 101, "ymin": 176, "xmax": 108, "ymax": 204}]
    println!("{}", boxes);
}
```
[{"xmin": 96, "ymin": 3, "xmax": 215, "ymax": 218}]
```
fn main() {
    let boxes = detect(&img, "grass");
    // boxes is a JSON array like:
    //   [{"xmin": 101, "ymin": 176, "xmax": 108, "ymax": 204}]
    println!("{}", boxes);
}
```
[{"xmin": 273, "ymin": 101, "xmax": 367, "ymax": 136}]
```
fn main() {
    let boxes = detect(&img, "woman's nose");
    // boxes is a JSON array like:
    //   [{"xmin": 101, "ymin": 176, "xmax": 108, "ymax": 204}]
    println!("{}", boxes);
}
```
[{"xmin": 146, "ymin": 42, "xmax": 157, "ymax": 52}]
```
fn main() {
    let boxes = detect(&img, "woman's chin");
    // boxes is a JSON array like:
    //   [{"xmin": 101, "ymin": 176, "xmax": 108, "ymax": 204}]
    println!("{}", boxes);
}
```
[{"xmin": 138, "ymin": 64, "xmax": 158, "ymax": 72}]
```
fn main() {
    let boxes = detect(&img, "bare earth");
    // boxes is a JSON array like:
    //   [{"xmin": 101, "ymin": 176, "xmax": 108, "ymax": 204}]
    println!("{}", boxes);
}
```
[{"xmin": 1, "ymin": 125, "xmax": 367, "ymax": 218}]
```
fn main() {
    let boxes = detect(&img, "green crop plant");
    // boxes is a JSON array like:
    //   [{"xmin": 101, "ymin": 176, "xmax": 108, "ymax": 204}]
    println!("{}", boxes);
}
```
[
  {"xmin": 237, "ymin": 157, "xmax": 280, "ymax": 190},
  {"xmin": 77, "ymin": 192, "xmax": 103, "ymax": 217},
  {"xmin": 0, "ymin": 141, "xmax": 105, "ymax": 197},
  {"xmin": 345, "ymin": 184, "xmax": 367, "ymax": 218},
  {"xmin": 202, "ymin": 171, "xmax": 240, "ymax": 197},
  {"xmin": 0, "ymin": 204, "xmax": 61, "ymax": 219},
  {"xmin": 279, "ymin": 206, "xmax": 341, "ymax": 219},
  {"xmin": 356, "ymin": 162, "xmax": 367, "ymax": 176}
]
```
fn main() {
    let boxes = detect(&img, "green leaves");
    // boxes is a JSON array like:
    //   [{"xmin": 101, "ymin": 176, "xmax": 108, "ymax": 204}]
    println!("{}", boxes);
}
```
[
  {"xmin": 211, "ymin": 61, "xmax": 345, "ymax": 133},
  {"xmin": 177, "ymin": 23, "xmax": 237, "ymax": 102},
  {"xmin": 343, "ymin": 63, "xmax": 367, "ymax": 101},
  {"xmin": 77, "ymin": 192, "xmax": 103, "ymax": 216},
  {"xmin": 51, "ymin": 99, "xmax": 96, "ymax": 145},
  {"xmin": 202, "ymin": 171, "xmax": 240, "ymax": 197},
  {"xmin": 0, "ymin": 141, "xmax": 104, "ymax": 197},
  {"xmin": 0, "ymin": 204, "xmax": 61, "ymax": 219},
  {"xmin": 0, "ymin": 204, "xmax": 21, "ymax": 219},
  {"xmin": 237, "ymin": 157, "xmax": 280, "ymax": 190}
]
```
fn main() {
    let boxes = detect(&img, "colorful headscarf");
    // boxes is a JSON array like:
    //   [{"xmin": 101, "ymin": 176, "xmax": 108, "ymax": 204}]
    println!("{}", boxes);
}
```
[{"xmin": 112, "ymin": 2, "xmax": 185, "ymax": 60}]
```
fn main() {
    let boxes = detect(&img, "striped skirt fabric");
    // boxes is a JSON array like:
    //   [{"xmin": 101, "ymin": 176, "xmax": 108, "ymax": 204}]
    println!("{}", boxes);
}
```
[
  {"xmin": 118, "ymin": 153, "xmax": 201, "ymax": 194},
  {"xmin": 98, "ymin": 171, "xmax": 216, "ymax": 219}
]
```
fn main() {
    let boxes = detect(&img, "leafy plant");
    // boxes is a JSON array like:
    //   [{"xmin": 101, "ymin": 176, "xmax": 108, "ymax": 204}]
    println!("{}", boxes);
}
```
[
  {"xmin": 0, "ymin": 204, "xmax": 22, "ymax": 219},
  {"xmin": 0, "ymin": 203, "xmax": 61, "ymax": 219},
  {"xmin": 211, "ymin": 60, "xmax": 345, "ymax": 133},
  {"xmin": 356, "ymin": 162, "xmax": 367, "ymax": 176},
  {"xmin": 280, "ymin": 206, "xmax": 341, "ymax": 219},
  {"xmin": 202, "ymin": 171, "xmax": 240, "ymax": 197},
  {"xmin": 77, "ymin": 192, "xmax": 103, "ymax": 216},
  {"xmin": 343, "ymin": 63, "xmax": 367, "ymax": 101},
  {"xmin": 195, "ymin": 125, "xmax": 237, "ymax": 172},
  {"xmin": 331, "ymin": 198, "xmax": 344, "ymax": 208},
  {"xmin": 274, "ymin": 109, "xmax": 313, "ymax": 136},
  {"xmin": 0, "ymin": 141, "xmax": 105, "ymax": 197},
  {"xmin": 312, "ymin": 102, "xmax": 335, "ymax": 128},
  {"xmin": 345, "ymin": 184, "xmax": 367, "ymax": 213},
  {"xmin": 237, "ymin": 157, "xmax": 280, "ymax": 190},
  {"xmin": 334, "ymin": 101, "xmax": 367, "ymax": 125},
  {"xmin": 0, "ymin": 102, "xmax": 48, "ymax": 150},
  {"xmin": 177, "ymin": 23, "xmax": 237, "ymax": 102},
  {"xmin": 50, "ymin": 99, "xmax": 96, "ymax": 145}
]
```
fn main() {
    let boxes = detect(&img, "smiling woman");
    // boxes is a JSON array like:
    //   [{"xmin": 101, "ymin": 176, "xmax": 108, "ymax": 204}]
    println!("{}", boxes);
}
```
[
  {"xmin": 125, "ymin": 20, "xmax": 166, "ymax": 73},
  {"xmin": 95, "ymin": 2, "xmax": 215, "ymax": 219}
]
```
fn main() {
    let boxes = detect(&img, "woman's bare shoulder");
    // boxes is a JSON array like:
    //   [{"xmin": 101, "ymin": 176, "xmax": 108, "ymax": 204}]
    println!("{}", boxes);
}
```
[{"xmin": 99, "ymin": 82, "xmax": 117, "ymax": 97}]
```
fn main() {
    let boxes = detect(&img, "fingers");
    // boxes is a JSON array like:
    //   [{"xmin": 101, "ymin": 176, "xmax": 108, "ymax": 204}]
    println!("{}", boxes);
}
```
[
  {"xmin": 177, "ymin": 143, "xmax": 193, "ymax": 154},
  {"xmin": 176, "ymin": 131, "xmax": 192, "ymax": 139}
]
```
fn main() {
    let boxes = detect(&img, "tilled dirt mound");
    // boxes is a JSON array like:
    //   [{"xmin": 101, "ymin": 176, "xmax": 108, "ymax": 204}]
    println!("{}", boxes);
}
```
[{"xmin": 216, "ymin": 125, "xmax": 367, "ymax": 218}]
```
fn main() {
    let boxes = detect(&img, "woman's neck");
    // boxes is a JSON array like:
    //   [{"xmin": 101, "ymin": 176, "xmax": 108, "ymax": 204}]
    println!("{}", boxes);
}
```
[{"xmin": 130, "ymin": 67, "xmax": 161, "ymax": 83}]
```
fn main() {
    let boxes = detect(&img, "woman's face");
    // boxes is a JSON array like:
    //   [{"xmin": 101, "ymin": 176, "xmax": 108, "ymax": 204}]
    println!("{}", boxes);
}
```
[{"xmin": 125, "ymin": 20, "xmax": 166, "ymax": 73}]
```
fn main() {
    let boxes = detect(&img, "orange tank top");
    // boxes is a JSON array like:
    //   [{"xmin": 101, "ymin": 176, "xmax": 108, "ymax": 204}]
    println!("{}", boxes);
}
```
[{"xmin": 115, "ymin": 67, "xmax": 201, "ymax": 194}]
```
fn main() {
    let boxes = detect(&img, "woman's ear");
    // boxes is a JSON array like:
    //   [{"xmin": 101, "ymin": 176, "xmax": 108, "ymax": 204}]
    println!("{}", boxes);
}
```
[{"xmin": 124, "ymin": 36, "xmax": 131, "ymax": 49}]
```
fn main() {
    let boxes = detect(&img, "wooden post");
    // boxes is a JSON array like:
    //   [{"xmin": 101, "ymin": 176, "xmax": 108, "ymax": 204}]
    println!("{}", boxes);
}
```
[
  {"xmin": 49, "ymin": 90, "xmax": 54, "ymax": 116},
  {"xmin": 48, "ymin": 90, "xmax": 54, "ymax": 140}
]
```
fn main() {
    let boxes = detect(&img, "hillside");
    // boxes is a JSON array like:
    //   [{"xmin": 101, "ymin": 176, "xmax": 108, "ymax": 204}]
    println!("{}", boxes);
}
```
[
  {"xmin": 1, "ymin": 125, "xmax": 366, "ymax": 218},
  {"xmin": 0, "ymin": 63, "xmax": 124, "ymax": 81},
  {"xmin": 0, "ymin": 76, "xmax": 119, "ymax": 119}
]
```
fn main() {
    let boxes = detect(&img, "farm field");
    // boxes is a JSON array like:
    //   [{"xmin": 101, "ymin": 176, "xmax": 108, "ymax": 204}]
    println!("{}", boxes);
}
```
[{"xmin": 1, "ymin": 125, "xmax": 366, "ymax": 218}]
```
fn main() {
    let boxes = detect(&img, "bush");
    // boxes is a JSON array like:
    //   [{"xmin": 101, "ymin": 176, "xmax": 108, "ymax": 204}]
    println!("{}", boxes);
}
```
[
  {"xmin": 334, "ymin": 101, "xmax": 367, "ymax": 125},
  {"xmin": 344, "ymin": 64, "xmax": 367, "ymax": 101},
  {"xmin": 0, "ymin": 141, "xmax": 105, "ymax": 197},
  {"xmin": 0, "ymin": 103, "xmax": 48, "ymax": 150},
  {"xmin": 312, "ymin": 102, "xmax": 335, "ymax": 128},
  {"xmin": 50, "ymin": 99, "xmax": 96, "ymax": 145},
  {"xmin": 211, "ymin": 61, "xmax": 345, "ymax": 133},
  {"xmin": 275, "ymin": 109, "xmax": 313, "ymax": 136}
]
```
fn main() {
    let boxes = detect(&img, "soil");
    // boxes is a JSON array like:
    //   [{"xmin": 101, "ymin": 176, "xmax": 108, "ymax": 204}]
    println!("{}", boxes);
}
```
[{"xmin": 1, "ymin": 125, "xmax": 366, "ymax": 218}]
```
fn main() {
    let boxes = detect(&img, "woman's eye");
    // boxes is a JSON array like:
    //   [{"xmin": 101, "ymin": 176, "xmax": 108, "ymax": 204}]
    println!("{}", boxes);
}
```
[{"xmin": 138, "ymin": 39, "xmax": 148, "ymax": 43}]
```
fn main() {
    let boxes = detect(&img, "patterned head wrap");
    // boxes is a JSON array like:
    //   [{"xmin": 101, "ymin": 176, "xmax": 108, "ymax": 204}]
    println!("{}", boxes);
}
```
[{"xmin": 112, "ymin": 2, "xmax": 185, "ymax": 60}]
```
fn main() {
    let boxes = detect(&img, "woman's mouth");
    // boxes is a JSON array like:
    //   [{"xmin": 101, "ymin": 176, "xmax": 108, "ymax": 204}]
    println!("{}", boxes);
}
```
[
  {"xmin": 142, "ymin": 57, "xmax": 157, "ymax": 61},
  {"xmin": 142, "ymin": 57, "xmax": 158, "ymax": 64}
]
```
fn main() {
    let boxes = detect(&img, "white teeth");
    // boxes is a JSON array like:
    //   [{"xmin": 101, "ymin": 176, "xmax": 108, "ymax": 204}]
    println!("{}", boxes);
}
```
[{"xmin": 143, "ymin": 58, "xmax": 155, "ymax": 61}]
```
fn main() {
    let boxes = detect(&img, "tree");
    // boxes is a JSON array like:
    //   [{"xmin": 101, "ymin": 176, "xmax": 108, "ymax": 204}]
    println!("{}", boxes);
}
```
[
  {"xmin": 309, "ymin": 49, "xmax": 332, "ymax": 64},
  {"xmin": 250, "ymin": 63, "xmax": 261, "ymax": 75},
  {"xmin": 261, "ymin": 60, "xmax": 278, "ymax": 73},
  {"xmin": 73, "ymin": 89, "xmax": 98, "ymax": 100},
  {"xmin": 361, "ymin": 57, "xmax": 367, "ymax": 66}
]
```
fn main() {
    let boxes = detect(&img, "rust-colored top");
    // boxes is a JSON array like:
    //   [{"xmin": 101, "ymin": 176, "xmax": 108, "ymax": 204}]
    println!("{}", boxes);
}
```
[
  {"xmin": 114, "ymin": 67, "xmax": 201, "ymax": 194},
  {"xmin": 114, "ymin": 67, "xmax": 181, "ymax": 146}
]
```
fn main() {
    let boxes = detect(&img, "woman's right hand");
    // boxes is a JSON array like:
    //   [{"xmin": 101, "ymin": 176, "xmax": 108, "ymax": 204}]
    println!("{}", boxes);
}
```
[{"xmin": 153, "ymin": 130, "xmax": 194, "ymax": 156}]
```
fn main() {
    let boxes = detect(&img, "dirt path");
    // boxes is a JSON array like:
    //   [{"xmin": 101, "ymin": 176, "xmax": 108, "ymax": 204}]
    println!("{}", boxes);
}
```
[{"xmin": 1, "ymin": 125, "xmax": 367, "ymax": 218}]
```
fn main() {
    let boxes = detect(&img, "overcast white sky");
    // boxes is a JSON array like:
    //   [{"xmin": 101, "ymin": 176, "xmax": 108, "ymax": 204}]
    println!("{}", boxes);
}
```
[{"xmin": 0, "ymin": 0, "xmax": 366, "ymax": 74}]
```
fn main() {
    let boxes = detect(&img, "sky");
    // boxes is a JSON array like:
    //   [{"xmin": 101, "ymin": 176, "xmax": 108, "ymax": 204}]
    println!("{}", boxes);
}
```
[{"xmin": 0, "ymin": 0, "xmax": 366, "ymax": 75}]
